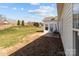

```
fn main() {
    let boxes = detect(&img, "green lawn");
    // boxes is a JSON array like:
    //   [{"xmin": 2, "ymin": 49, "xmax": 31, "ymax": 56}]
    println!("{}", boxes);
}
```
[{"xmin": 0, "ymin": 25, "xmax": 43, "ymax": 48}]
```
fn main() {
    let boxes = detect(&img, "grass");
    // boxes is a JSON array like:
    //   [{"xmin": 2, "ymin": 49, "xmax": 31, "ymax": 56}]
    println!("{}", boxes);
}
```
[{"xmin": 0, "ymin": 25, "xmax": 43, "ymax": 48}]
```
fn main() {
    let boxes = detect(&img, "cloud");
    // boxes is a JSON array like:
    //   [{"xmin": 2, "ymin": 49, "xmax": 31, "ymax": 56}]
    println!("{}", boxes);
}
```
[
  {"xmin": 0, "ymin": 6, "xmax": 18, "ymax": 11},
  {"xmin": 30, "ymin": 3, "xmax": 40, "ymax": 5},
  {"xmin": 28, "ymin": 9, "xmax": 42, "ymax": 14},
  {"xmin": 0, "ymin": 6, "xmax": 9, "ymax": 9},
  {"xmin": 28, "ymin": 6, "xmax": 56, "ymax": 17},
  {"xmin": 12, "ymin": 7, "xmax": 24, "ymax": 11},
  {"xmin": 21, "ymin": 8, "xmax": 24, "ymax": 11},
  {"xmin": 12, "ymin": 7, "xmax": 17, "ymax": 10}
]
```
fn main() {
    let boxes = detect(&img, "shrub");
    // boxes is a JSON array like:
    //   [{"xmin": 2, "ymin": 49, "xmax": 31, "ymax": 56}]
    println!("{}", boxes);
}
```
[
  {"xmin": 33, "ymin": 22, "xmax": 39, "ymax": 27},
  {"xmin": 21, "ymin": 20, "xmax": 25, "ymax": 26},
  {"xmin": 17, "ymin": 20, "xmax": 20, "ymax": 26}
]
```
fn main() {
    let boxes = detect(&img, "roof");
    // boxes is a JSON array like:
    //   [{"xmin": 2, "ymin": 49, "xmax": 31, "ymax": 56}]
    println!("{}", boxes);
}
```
[{"xmin": 43, "ymin": 16, "xmax": 58, "ymax": 22}]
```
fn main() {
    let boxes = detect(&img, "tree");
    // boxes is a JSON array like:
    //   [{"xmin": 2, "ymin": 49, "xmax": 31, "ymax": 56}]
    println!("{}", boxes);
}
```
[
  {"xmin": 17, "ymin": 20, "xmax": 20, "ymax": 26},
  {"xmin": 21, "ymin": 20, "xmax": 25, "ymax": 26},
  {"xmin": 33, "ymin": 22, "xmax": 39, "ymax": 27}
]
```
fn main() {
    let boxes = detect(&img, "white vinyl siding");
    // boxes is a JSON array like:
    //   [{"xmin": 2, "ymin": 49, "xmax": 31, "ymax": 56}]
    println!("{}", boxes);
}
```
[{"xmin": 58, "ymin": 3, "xmax": 74, "ymax": 56}]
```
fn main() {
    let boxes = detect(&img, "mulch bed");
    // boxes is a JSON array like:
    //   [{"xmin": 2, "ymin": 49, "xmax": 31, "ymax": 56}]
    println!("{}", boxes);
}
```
[{"xmin": 10, "ymin": 33, "xmax": 65, "ymax": 56}]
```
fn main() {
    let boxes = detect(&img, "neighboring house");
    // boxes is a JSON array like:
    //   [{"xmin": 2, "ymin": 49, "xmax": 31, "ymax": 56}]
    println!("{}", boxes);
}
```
[
  {"xmin": 57, "ymin": 3, "xmax": 79, "ymax": 56},
  {"xmin": 0, "ymin": 19, "xmax": 9, "ymax": 25},
  {"xmin": 3, "ymin": 20, "xmax": 9, "ymax": 25},
  {"xmin": 0, "ymin": 15, "xmax": 9, "ymax": 25},
  {"xmin": 43, "ymin": 16, "xmax": 58, "ymax": 33}
]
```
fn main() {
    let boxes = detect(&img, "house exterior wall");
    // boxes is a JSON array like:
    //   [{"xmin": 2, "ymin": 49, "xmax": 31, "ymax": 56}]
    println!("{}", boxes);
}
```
[
  {"xmin": 43, "ymin": 21, "xmax": 58, "ymax": 33},
  {"xmin": 57, "ymin": 3, "xmax": 74, "ymax": 56},
  {"xmin": 43, "ymin": 22, "xmax": 50, "ymax": 33}
]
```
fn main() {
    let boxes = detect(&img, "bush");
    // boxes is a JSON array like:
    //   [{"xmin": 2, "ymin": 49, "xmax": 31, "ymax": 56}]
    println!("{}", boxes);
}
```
[
  {"xmin": 17, "ymin": 20, "xmax": 20, "ymax": 26},
  {"xmin": 21, "ymin": 20, "xmax": 25, "ymax": 26},
  {"xmin": 33, "ymin": 22, "xmax": 39, "ymax": 27}
]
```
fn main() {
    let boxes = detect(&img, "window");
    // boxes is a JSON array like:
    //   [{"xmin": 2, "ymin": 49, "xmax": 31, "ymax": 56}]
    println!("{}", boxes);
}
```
[
  {"xmin": 73, "ymin": 4, "xmax": 79, "ymax": 29},
  {"xmin": 45, "ymin": 24, "xmax": 48, "ymax": 30}
]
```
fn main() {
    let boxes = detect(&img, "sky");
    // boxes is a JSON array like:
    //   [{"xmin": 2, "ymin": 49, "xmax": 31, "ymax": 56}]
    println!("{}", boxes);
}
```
[{"xmin": 0, "ymin": 3, "xmax": 57, "ymax": 22}]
